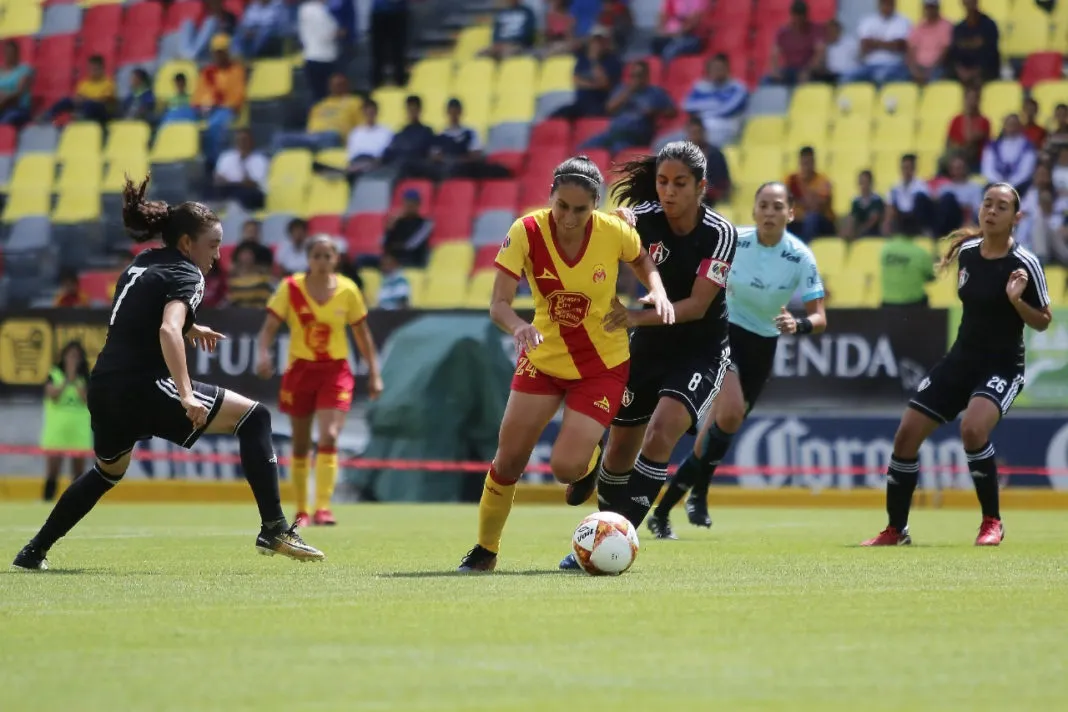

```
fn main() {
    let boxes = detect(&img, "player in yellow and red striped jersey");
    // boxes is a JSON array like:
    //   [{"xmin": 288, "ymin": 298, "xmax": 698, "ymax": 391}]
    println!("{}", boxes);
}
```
[{"xmin": 457, "ymin": 155, "xmax": 675, "ymax": 572}]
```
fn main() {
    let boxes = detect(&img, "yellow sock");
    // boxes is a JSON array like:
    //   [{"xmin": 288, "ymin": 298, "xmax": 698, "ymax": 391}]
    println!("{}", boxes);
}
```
[
  {"xmin": 291, "ymin": 456, "xmax": 310, "ymax": 513},
  {"xmin": 585, "ymin": 441, "xmax": 602, "ymax": 477},
  {"xmin": 315, "ymin": 449, "xmax": 338, "ymax": 511},
  {"xmin": 477, "ymin": 468, "xmax": 517, "ymax": 554}
]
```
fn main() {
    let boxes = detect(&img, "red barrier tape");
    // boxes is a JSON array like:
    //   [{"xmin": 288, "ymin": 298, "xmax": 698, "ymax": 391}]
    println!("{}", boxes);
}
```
[{"xmin": 0, "ymin": 444, "xmax": 1065, "ymax": 476}]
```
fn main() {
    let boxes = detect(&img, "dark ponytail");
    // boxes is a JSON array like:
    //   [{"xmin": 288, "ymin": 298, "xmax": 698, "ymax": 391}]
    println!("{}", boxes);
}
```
[
  {"xmin": 938, "ymin": 182, "xmax": 1021, "ymax": 271},
  {"xmin": 122, "ymin": 173, "xmax": 219, "ymax": 247},
  {"xmin": 611, "ymin": 140, "xmax": 708, "ymax": 207},
  {"xmin": 551, "ymin": 155, "xmax": 603, "ymax": 201}
]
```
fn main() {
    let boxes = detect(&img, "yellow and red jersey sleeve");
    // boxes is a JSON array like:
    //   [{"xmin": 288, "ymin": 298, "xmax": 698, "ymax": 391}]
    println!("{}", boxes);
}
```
[
  {"xmin": 494, "ymin": 219, "xmax": 531, "ymax": 281},
  {"xmin": 341, "ymin": 276, "xmax": 369, "ymax": 325},
  {"xmin": 266, "ymin": 280, "xmax": 291, "ymax": 322}
]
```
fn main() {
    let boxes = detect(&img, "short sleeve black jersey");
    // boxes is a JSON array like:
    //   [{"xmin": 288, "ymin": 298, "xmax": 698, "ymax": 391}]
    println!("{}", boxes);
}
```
[
  {"xmin": 630, "ymin": 201, "xmax": 737, "ymax": 355},
  {"xmin": 93, "ymin": 247, "xmax": 206, "ymax": 380},
  {"xmin": 952, "ymin": 238, "xmax": 1049, "ymax": 368}
]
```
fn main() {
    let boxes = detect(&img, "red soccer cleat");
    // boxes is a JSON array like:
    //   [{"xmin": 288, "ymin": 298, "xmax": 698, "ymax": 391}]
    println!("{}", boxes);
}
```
[
  {"xmin": 312, "ymin": 508, "xmax": 337, "ymax": 526},
  {"xmin": 975, "ymin": 516, "xmax": 1004, "ymax": 546},
  {"xmin": 861, "ymin": 526, "xmax": 912, "ymax": 546},
  {"xmin": 293, "ymin": 511, "xmax": 311, "ymax": 528}
]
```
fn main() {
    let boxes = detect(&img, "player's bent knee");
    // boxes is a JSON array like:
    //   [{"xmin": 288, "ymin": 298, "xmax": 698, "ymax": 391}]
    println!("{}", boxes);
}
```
[
  {"xmin": 959, "ymin": 418, "xmax": 991, "ymax": 450},
  {"xmin": 550, "ymin": 454, "xmax": 589, "ymax": 485},
  {"xmin": 94, "ymin": 460, "xmax": 127, "ymax": 483},
  {"xmin": 715, "ymin": 404, "xmax": 745, "ymax": 434}
]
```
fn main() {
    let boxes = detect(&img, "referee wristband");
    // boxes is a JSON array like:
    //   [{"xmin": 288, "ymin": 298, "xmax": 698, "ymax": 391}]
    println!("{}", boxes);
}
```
[{"xmin": 795, "ymin": 316, "xmax": 813, "ymax": 335}]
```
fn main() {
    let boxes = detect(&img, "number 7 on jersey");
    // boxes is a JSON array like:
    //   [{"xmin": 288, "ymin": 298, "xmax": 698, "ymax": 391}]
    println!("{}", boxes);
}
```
[{"xmin": 110, "ymin": 266, "xmax": 148, "ymax": 325}]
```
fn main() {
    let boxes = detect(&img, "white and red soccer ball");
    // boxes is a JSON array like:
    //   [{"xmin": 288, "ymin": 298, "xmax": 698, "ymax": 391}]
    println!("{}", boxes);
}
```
[{"xmin": 571, "ymin": 512, "xmax": 639, "ymax": 576}]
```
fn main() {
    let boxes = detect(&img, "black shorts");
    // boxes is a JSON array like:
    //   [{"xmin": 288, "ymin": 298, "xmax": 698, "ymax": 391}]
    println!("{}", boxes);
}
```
[
  {"xmin": 613, "ymin": 336, "xmax": 730, "ymax": 435},
  {"xmin": 727, "ymin": 323, "xmax": 779, "ymax": 413},
  {"xmin": 87, "ymin": 376, "xmax": 226, "ymax": 463},
  {"xmin": 908, "ymin": 353, "xmax": 1025, "ymax": 424}
]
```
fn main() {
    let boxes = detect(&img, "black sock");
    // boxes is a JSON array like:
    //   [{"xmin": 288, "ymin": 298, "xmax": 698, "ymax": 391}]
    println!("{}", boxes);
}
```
[
  {"xmin": 967, "ymin": 442, "xmax": 1000, "ymax": 520},
  {"xmin": 653, "ymin": 453, "xmax": 700, "ymax": 518},
  {"xmin": 886, "ymin": 455, "xmax": 920, "ymax": 530},
  {"xmin": 689, "ymin": 423, "xmax": 734, "ymax": 503},
  {"xmin": 42, "ymin": 477, "xmax": 58, "ymax": 502},
  {"xmin": 31, "ymin": 465, "xmax": 120, "ymax": 552},
  {"xmin": 236, "ymin": 404, "xmax": 286, "ymax": 528},
  {"xmin": 622, "ymin": 454, "xmax": 669, "ymax": 527},
  {"xmin": 596, "ymin": 462, "xmax": 630, "ymax": 514}
]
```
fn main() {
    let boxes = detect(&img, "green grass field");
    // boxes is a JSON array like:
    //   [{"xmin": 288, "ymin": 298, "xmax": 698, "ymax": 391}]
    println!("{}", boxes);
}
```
[{"xmin": 1, "ymin": 503, "xmax": 1066, "ymax": 712}]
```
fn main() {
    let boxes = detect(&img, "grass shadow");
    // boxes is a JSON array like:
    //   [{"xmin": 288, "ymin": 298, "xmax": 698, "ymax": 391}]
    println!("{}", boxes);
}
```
[
  {"xmin": 3, "ymin": 567, "xmax": 162, "ymax": 576},
  {"xmin": 378, "ymin": 569, "xmax": 563, "ymax": 579}
]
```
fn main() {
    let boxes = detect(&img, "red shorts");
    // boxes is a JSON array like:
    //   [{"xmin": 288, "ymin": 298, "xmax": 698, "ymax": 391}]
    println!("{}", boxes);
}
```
[
  {"xmin": 279, "ymin": 359, "xmax": 354, "ymax": 417},
  {"xmin": 511, "ymin": 354, "xmax": 630, "ymax": 428}
]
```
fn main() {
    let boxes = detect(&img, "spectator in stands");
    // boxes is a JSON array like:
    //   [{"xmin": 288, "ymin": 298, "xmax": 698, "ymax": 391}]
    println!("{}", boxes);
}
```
[
  {"xmin": 765, "ymin": 1, "xmax": 823, "ymax": 86},
  {"xmin": 598, "ymin": 0, "xmax": 633, "ymax": 48},
  {"xmin": 1053, "ymin": 145, "xmax": 1068, "ymax": 200},
  {"xmin": 907, "ymin": 0, "xmax": 952, "ymax": 85},
  {"xmin": 981, "ymin": 114, "xmax": 1038, "ymax": 193},
  {"xmin": 879, "ymin": 235, "xmax": 935, "ymax": 307},
  {"xmin": 543, "ymin": 0, "xmax": 577, "ymax": 57},
  {"xmin": 814, "ymin": 19, "xmax": 860, "ymax": 83},
  {"xmin": 579, "ymin": 60, "xmax": 675, "ymax": 154},
  {"xmin": 213, "ymin": 129, "xmax": 269, "ymax": 210},
  {"xmin": 685, "ymin": 117, "xmax": 730, "ymax": 207},
  {"xmin": 122, "ymin": 69, "xmax": 156, "ymax": 122},
  {"xmin": 371, "ymin": 0, "xmax": 410, "ymax": 87},
  {"xmin": 431, "ymin": 98, "xmax": 485, "ymax": 179},
  {"xmin": 948, "ymin": 0, "xmax": 1000, "ymax": 87},
  {"xmin": 383, "ymin": 95, "xmax": 437, "ymax": 179},
  {"xmin": 1029, "ymin": 190, "xmax": 1068, "ymax": 265},
  {"xmin": 1019, "ymin": 162, "xmax": 1062, "ymax": 245},
  {"xmin": 551, "ymin": 26, "xmax": 622, "ymax": 119},
  {"xmin": 1049, "ymin": 104, "xmax": 1068, "ymax": 150},
  {"xmin": 161, "ymin": 72, "xmax": 197, "ymax": 124},
  {"xmin": 274, "ymin": 73, "xmax": 361, "ymax": 152},
  {"xmin": 1021, "ymin": 98, "xmax": 1048, "ymax": 150},
  {"xmin": 54, "ymin": 269, "xmax": 89, "ymax": 308},
  {"xmin": 846, "ymin": 0, "xmax": 912, "ymax": 86},
  {"xmin": 934, "ymin": 154, "xmax": 983, "ymax": 234},
  {"xmin": 179, "ymin": 0, "xmax": 238, "ymax": 62},
  {"xmin": 885, "ymin": 153, "xmax": 934, "ymax": 236},
  {"xmin": 682, "ymin": 53, "xmax": 748, "ymax": 148},
  {"xmin": 276, "ymin": 218, "xmax": 310, "ymax": 275},
  {"xmin": 946, "ymin": 86, "xmax": 990, "ymax": 172},
  {"xmin": 194, "ymin": 35, "xmax": 248, "ymax": 168},
  {"xmin": 376, "ymin": 251, "xmax": 411, "ymax": 309},
  {"xmin": 0, "ymin": 40, "xmax": 32, "ymax": 126},
  {"xmin": 653, "ymin": 0, "xmax": 708, "ymax": 62},
  {"xmin": 237, "ymin": 219, "xmax": 275, "ymax": 269},
  {"xmin": 379, "ymin": 189, "xmax": 433, "ymax": 267},
  {"xmin": 234, "ymin": 0, "xmax": 287, "ymax": 58},
  {"xmin": 844, "ymin": 170, "xmax": 886, "ymax": 239},
  {"xmin": 342, "ymin": 98, "xmax": 394, "ymax": 179},
  {"xmin": 226, "ymin": 244, "xmax": 277, "ymax": 308},
  {"xmin": 483, "ymin": 0, "xmax": 537, "ymax": 60},
  {"xmin": 300, "ymin": 0, "xmax": 341, "ymax": 102},
  {"xmin": 785, "ymin": 146, "xmax": 836, "ymax": 242},
  {"xmin": 46, "ymin": 54, "xmax": 116, "ymax": 125}
]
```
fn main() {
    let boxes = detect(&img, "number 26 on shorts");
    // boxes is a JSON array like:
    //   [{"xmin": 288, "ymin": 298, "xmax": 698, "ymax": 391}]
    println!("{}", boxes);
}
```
[{"xmin": 986, "ymin": 376, "xmax": 1008, "ymax": 394}]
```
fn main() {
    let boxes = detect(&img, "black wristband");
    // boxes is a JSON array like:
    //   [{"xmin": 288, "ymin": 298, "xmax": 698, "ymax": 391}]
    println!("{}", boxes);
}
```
[{"xmin": 795, "ymin": 316, "xmax": 813, "ymax": 334}]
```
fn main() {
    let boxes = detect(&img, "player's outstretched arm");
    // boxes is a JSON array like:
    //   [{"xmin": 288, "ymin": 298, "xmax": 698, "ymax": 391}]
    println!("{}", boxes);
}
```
[
  {"xmin": 255, "ymin": 312, "xmax": 283, "ymax": 378},
  {"xmin": 625, "ymin": 250, "xmax": 674, "ymax": 325},
  {"xmin": 350, "ymin": 321, "xmax": 383, "ymax": 399}
]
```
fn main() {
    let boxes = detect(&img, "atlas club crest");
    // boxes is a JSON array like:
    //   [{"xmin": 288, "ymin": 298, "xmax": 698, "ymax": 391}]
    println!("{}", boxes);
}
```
[{"xmin": 649, "ymin": 242, "xmax": 670, "ymax": 265}]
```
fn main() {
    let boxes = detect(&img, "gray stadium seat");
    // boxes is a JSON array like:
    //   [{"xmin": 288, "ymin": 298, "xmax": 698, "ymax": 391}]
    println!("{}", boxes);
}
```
[
  {"xmin": 631, "ymin": 0, "xmax": 661, "ymax": 29},
  {"xmin": 53, "ymin": 223, "xmax": 104, "ymax": 272},
  {"xmin": 0, "ymin": 155, "xmax": 13, "ymax": 189},
  {"xmin": 40, "ymin": 4, "xmax": 83, "ymax": 37},
  {"xmin": 157, "ymin": 32, "xmax": 183, "ymax": 63},
  {"xmin": 535, "ymin": 91, "xmax": 575, "ymax": 122},
  {"xmin": 652, "ymin": 129, "xmax": 687, "ymax": 153},
  {"xmin": 347, "ymin": 176, "xmax": 392, "ymax": 215},
  {"xmin": 471, "ymin": 210, "xmax": 517, "ymax": 247},
  {"xmin": 5, "ymin": 276, "xmax": 44, "ymax": 307},
  {"xmin": 146, "ymin": 162, "xmax": 191, "ymax": 205},
  {"xmin": 5, "ymin": 218, "xmax": 56, "ymax": 280},
  {"xmin": 747, "ymin": 86, "xmax": 791, "ymax": 117},
  {"xmin": 838, "ymin": 0, "xmax": 878, "ymax": 32},
  {"xmin": 486, "ymin": 122, "xmax": 531, "ymax": 153},
  {"xmin": 220, "ymin": 207, "xmax": 252, "ymax": 245},
  {"xmin": 261, "ymin": 213, "xmax": 295, "ymax": 246},
  {"xmin": 17, "ymin": 125, "xmax": 59, "ymax": 154}
]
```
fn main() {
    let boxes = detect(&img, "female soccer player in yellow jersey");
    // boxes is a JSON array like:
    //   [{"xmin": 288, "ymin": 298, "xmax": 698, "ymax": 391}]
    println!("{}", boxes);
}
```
[
  {"xmin": 458, "ymin": 155, "xmax": 674, "ymax": 572},
  {"xmin": 256, "ymin": 236, "xmax": 383, "ymax": 528}
]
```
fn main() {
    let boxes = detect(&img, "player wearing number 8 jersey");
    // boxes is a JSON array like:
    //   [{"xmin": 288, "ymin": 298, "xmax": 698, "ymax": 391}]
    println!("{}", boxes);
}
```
[
  {"xmin": 457, "ymin": 155, "xmax": 673, "ymax": 572},
  {"xmin": 13, "ymin": 174, "xmax": 323, "ymax": 571},
  {"xmin": 862, "ymin": 183, "xmax": 1052, "ymax": 547},
  {"xmin": 256, "ymin": 235, "xmax": 382, "ymax": 529}
]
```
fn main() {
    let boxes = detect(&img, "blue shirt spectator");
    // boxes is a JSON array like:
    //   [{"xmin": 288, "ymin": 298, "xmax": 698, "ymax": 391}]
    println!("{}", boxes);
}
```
[
  {"xmin": 234, "ymin": 0, "xmax": 287, "ymax": 58},
  {"xmin": 580, "ymin": 60, "xmax": 676, "ymax": 154},
  {"xmin": 0, "ymin": 40, "xmax": 33, "ymax": 125},
  {"xmin": 682, "ymin": 53, "xmax": 748, "ymax": 147},
  {"xmin": 572, "ymin": 28, "xmax": 623, "ymax": 116},
  {"xmin": 484, "ymin": 0, "xmax": 536, "ymax": 59},
  {"xmin": 949, "ymin": 0, "xmax": 1000, "ymax": 85},
  {"xmin": 122, "ymin": 68, "xmax": 156, "ymax": 121},
  {"xmin": 383, "ymin": 95, "xmax": 436, "ymax": 173},
  {"xmin": 328, "ymin": 0, "xmax": 358, "ymax": 46}
]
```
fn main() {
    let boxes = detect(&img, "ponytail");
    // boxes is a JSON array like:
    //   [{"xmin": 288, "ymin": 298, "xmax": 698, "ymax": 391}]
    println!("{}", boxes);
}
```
[
  {"xmin": 121, "ymin": 173, "xmax": 219, "ymax": 248},
  {"xmin": 938, "ymin": 227, "xmax": 982, "ymax": 272},
  {"xmin": 610, "ymin": 154, "xmax": 658, "ymax": 207}
]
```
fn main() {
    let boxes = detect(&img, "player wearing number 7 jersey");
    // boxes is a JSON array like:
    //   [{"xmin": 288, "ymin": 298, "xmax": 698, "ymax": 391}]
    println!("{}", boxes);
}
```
[
  {"xmin": 13, "ymin": 174, "xmax": 324, "ymax": 571},
  {"xmin": 862, "ymin": 183, "xmax": 1052, "ymax": 547}
]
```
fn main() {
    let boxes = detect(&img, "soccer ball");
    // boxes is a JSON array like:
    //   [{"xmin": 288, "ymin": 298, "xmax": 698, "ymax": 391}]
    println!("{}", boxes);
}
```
[{"xmin": 571, "ymin": 511, "xmax": 639, "ymax": 576}]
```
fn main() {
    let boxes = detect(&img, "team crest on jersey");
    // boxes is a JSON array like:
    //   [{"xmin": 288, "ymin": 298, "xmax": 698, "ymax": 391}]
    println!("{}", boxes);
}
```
[
  {"xmin": 649, "ymin": 242, "xmax": 670, "ymax": 265},
  {"xmin": 592, "ymin": 264, "xmax": 606, "ymax": 283},
  {"xmin": 917, "ymin": 377, "xmax": 931, "ymax": 392},
  {"xmin": 621, "ymin": 388, "xmax": 634, "ymax": 407},
  {"xmin": 546, "ymin": 291, "xmax": 592, "ymax": 328},
  {"xmin": 958, "ymin": 267, "xmax": 969, "ymax": 289},
  {"xmin": 502, "ymin": 235, "xmax": 511, "ymax": 248},
  {"xmin": 191, "ymin": 279, "xmax": 205, "ymax": 311}
]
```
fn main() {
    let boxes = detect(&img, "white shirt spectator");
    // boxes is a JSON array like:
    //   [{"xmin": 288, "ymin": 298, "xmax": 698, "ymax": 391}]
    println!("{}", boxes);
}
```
[
  {"xmin": 981, "ymin": 136, "xmax": 1038, "ymax": 189},
  {"xmin": 826, "ymin": 33, "xmax": 861, "ymax": 76},
  {"xmin": 214, "ymin": 149, "xmax": 269, "ymax": 192},
  {"xmin": 275, "ymin": 239, "xmax": 308, "ymax": 275},
  {"xmin": 1052, "ymin": 164, "xmax": 1068, "ymax": 197},
  {"xmin": 299, "ymin": 0, "xmax": 339, "ymax": 63},
  {"xmin": 857, "ymin": 12, "xmax": 911, "ymax": 66},
  {"xmin": 889, "ymin": 178, "xmax": 929, "ymax": 212},
  {"xmin": 346, "ymin": 123, "xmax": 395, "ymax": 160},
  {"xmin": 682, "ymin": 77, "xmax": 748, "ymax": 147},
  {"xmin": 938, "ymin": 180, "xmax": 983, "ymax": 213}
]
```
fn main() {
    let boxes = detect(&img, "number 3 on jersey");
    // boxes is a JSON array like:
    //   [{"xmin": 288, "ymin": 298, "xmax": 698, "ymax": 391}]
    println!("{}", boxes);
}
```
[{"xmin": 110, "ymin": 266, "xmax": 147, "ymax": 325}]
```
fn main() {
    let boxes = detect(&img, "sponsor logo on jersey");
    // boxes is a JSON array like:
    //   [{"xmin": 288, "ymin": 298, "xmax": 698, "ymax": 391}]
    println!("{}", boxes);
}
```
[
  {"xmin": 592, "ymin": 264, "xmax": 606, "ymax": 283},
  {"xmin": 707, "ymin": 259, "xmax": 730, "ymax": 286},
  {"xmin": 546, "ymin": 291, "xmax": 592, "ymax": 327},
  {"xmin": 958, "ymin": 267, "xmax": 969, "ymax": 289},
  {"xmin": 781, "ymin": 251, "xmax": 801, "ymax": 263},
  {"xmin": 621, "ymin": 388, "xmax": 634, "ymax": 407},
  {"xmin": 594, "ymin": 395, "xmax": 611, "ymax": 412},
  {"xmin": 649, "ymin": 242, "xmax": 670, "ymax": 265},
  {"xmin": 536, "ymin": 268, "xmax": 558, "ymax": 282}
]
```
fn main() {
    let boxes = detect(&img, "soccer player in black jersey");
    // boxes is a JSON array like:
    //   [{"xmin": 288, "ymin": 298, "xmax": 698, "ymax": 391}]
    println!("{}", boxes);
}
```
[
  {"xmin": 863, "ymin": 183, "xmax": 1052, "ymax": 547},
  {"xmin": 12, "ymin": 175, "xmax": 324, "ymax": 570},
  {"xmin": 560, "ymin": 141, "xmax": 737, "ymax": 569}
]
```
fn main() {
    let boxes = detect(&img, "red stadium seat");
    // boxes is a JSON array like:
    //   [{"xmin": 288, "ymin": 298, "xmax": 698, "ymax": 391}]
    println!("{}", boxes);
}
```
[
  {"xmin": 530, "ymin": 118, "xmax": 573, "ymax": 150},
  {"xmin": 83, "ymin": 4, "xmax": 123, "ymax": 34},
  {"xmin": 805, "ymin": 0, "xmax": 838, "ymax": 23},
  {"xmin": 163, "ymin": 1, "xmax": 204, "ymax": 33},
  {"xmin": 391, "ymin": 178, "xmax": 435, "ymax": 210},
  {"xmin": 584, "ymin": 148, "xmax": 612, "ymax": 182},
  {"xmin": 307, "ymin": 214, "xmax": 343, "ymax": 237},
  {"xmin": 79, "ymin": 270, "xmax": 120, "ymax": 304},
  {"xmin": 478, "ymin": 180, "xmax": 519, "ymax": 213},
  {"xmin": 9, "ymin": 36, "xmax": 36, "ymax": 66},
  {"xmin": 344, "ymin": 213, "xmax": 386, "ymax": 256},
  {"xmin": 32, "ymin": 35, "xmax": 77, "ymax": 110},
  {"xmin": 432, "ymin": 180, "xmax": 478, "ymax": 243},
  {"xmin": 217, "ymin": 244, "xmax": 237, "ymax": 272},
  {"xmin": 0, "ymin": 125, "xmax": 16, "ymax": 154},
  {"xmin": 434, "ymin": 179, "xmax": 477, "ymax": 211},
  {"xmin": 224, "ymin": 0, "xmax": 247, "ymax": 19},
  {"xmin": 473, "ymin": 245, "xmax": 498, "ymax": 272},
  {"xmin": 119, "ymin": 2, "xmax": 163, "ymax": 64},
  {"xmin": 572, "ymin": 117, "xmax": 610, "ymax": 152},
  {"xmin": 665, "ymin": 55, "xmax": 705, "ymax": 103},
  {"xmin": 1021, "ymin": 52, "xmax": 1064, "ymax": 89},
  {"xmin": 486, "ymin": 150, "xmax": 526, "ymax": 175}
]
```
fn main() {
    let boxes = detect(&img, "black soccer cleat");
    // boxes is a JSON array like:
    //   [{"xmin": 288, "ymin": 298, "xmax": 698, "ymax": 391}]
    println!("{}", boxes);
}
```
[
  {"xmin": 457, "ymin": 544, "xmax": 497, "ymax": 572},
  {"xmin": 565, "ymin": 442, "xmax": 602, "ymax": 506},
  {"xmin": 646, "ymin": 514, "xmax": 677, "ymax": 540},
  {"xmin": 685, "ymin": 492, "xmax": 713, "ymax": 528},
  {"xmin": 12, "ymin": 543, "xmax": 49, "ymax": 571},
  {"xmin": 255, "ymin": 522, "xmax": 326, "ymax": 562}
]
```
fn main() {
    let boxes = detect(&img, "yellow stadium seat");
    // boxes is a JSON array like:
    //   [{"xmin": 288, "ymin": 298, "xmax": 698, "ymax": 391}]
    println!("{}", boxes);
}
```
[
  {"xmin": 492, "ymin": 56, "xmax": 537, "ymax": 124},
  {"xmin": 371, "ymin": 86, "xmax": 408, "ymax": 131},
  {"xmin": 835, "ymin": 83, "xmax": 876, "ymax": 119},
  {"xmin": 455, "ymin": 58, "xmax": 495, "ymax": 106},
  {"xmin": 2, "ymin": 189, "xmax": 50, "ymax": 222},
  {"xmin": 732, "ymin": 181, "xmax": 763, "ymax": 219},
  {"xmin": 265, "ymin": 149, "xmax": 311, "ymax": 214},
  {"xmin": 723, "ymin": 145, "xmax": 740, "ymax": 181},
  {"xmin": 104, "ymin": 120, "xmax": 151, "ymax": 160},
  {"xmin": 785, "ymin": 117, "xmax": 829, "ymax": 154},
  {"xmin": 715, "ymin": 205, "xmax": 735, "ymax": 224},
  {"xmin": 9, "ymin": 154, "xmax": 55, "ymax": 193},
  {"xmin": 876, "ymin": 83, "xmax": 919, "ymax": 120},
  {"xmin": 919, "ymin": 81, "xmax": 962, "ymax": 126},
  {"xmin": 52, "ymin": 187, "xmax": 101, "ymax": 223},
  {"xmin": 828, "ymin": 158, "xmax": 867, "ymax": 218},
  {"xmin": 56, "ymin": 154, "xmax": 102, "ymax": 192},
  {"xmin": 410, "ymin": 57, "xmax": 454, "ymax": 96},
  {"xmin": 980, "ymin": 81, "xmax": 1024, "ymax": 125},
  {"xmin": 422, "ymin": 275, "xmax": 469, "ymax": 309},
  {"xmin": 830, "ymin": 115, "xmax": 872, "ymax": 153},
  {"xmin": 56, "ymin": 122, "xmax": 102, "ymax": 166},
  {"xmin": 926, "ymin": 271, "xmax": 958, "ymax": 308},
  {"xmin": 315, "ymin": 148, "xmax": 348, "ymax": 171},
  {"xmin": 402, "ymin": 268, "xmax": 426, "ymax": 307},
  {"xmin": 739, "ymin": 147, "xmax": 785, "ymax": 184},
  {"xmin": 538, "ymin": 55, "xmax": 576, "ymax": 95},
  {"xmin": 824, "ymin": 271, "xmax": 876, "ymax": 308},
  {"xmin": 916, "ymin": 149, "xmax": 940, "ymax": 179},
  {"xmin": 454, "ymin": 25, "xmax": 492, "ymax": 61},
  {"xmin": 419, "ymin": 88, "xmax": 453, "ymax": 132},
  {"xmin": 1032, "ymin": 80, "xmax": 1068, "ymax": 124},
  {"xmin": 149, "ymin": 123, "xmax": 199, "ymax": 162},
  {"xmin": 304, "ymin": 175, "xmax": 348, "ymax": 216},
  {"xmin": 428, "ymin": 241, "xmax": 475, "ymax": 277},
  {"xmin": 358, "ymin": 268, "xmax": 381, "ymax": 306},
  {"xmin": 741, "ymin": 116, "xmax": 786, "ymax": 147},
  {"xmin": 248, "ymin": 59, "xmax": 293, "ymax": 100},
  {"xmin": 0, "ymin": 3, "xmax": 42, "ymax": 37},
  {"xmin": 915, "ymin": 115, "xmax": 949, "ymax": 152},
  {"xmin": 808, "ymin": 237, "xmax": 846, "ymax": 278},
  {"xmin": 102, "ymin": 154, "xmax": 149, "ymax": 193},
  {"xmin": 872, "ymin": 150, "xmax": 905, "ymax": 195},
  {"xmin": 1043, "ymin": 265, "xmax": 1066, "ymax": 306},
  {"xmin": 154, "ymin": 60, "xmax": 198, "ymax": 103},
  {"xmin": 847, "ymin": 238, "xmax": 885, "ymax": 279},
  {"xmin": 1002, "ymin": 2, "xmax": 1054, "ymax": 56},
  {"xmin": 896, "ymin": 0, "xmax": 921, "ymax": 22},
  {"xmin": 873, "ymin": 114, "xmax": 918, "ymax": 153},
  {"xmin": 789, "ymin": 84, "xmax": 833, "ymax": 124},
  {"xmin": 465, "ymin": 270, "xmax": 495, "ymax": 308}
]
